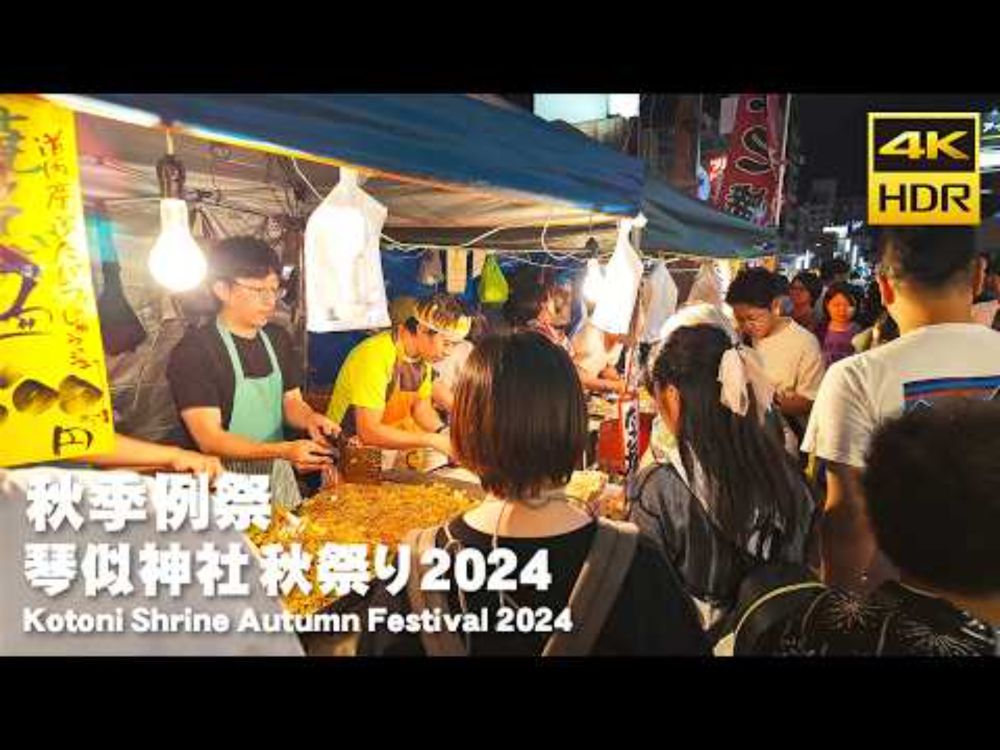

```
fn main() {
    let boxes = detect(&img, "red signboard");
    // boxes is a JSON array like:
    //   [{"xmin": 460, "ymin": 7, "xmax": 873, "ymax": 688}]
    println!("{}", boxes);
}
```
[{"xmin": 714, "ymin": 94, "xmax": 782, "ymax": 226}]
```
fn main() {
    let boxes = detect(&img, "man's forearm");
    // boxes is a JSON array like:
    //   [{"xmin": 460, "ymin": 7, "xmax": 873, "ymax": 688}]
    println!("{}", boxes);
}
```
[
  {"xmin": 79, "ymin": 434, "xmax": 182, "ymax": 468},
  {"xmin": 357, "ymin": 421, "xmax": 432, "ymax": 451},
  {"xmin": 283, "ymin": 397, "xmax": 315, "ymax": 432},
  {"xmin": 193, "ymin": 430, "xmax": 289, "ymax": 461}
]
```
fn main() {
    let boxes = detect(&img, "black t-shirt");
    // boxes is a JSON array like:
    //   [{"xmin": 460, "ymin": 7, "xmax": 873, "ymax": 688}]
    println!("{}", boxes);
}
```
[
  {"xmin": 356, "ymin": 516, "xmax": 710, "ymax": 657},
  {"xmin": 167, "ymin": 322, "xmax": 303, "ymax": 447}
]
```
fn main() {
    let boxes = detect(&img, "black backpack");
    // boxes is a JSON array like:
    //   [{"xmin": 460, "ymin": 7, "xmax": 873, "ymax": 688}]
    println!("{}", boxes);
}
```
[{"xmin": 714, "ymin": 561, "xmax": 826, "ymax": 655}]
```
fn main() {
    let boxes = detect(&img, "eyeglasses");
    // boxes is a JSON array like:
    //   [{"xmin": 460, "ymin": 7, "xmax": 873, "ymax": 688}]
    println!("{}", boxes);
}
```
[{"xmin": 231, "ymin": 280, "xmax": 287, "ymax": 302}]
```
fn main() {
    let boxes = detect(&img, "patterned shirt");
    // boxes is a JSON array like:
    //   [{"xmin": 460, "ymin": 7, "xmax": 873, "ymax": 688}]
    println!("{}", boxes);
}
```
[{"xmin": 759, "ymin": 581, "xmax": 997, "ymax": 656}]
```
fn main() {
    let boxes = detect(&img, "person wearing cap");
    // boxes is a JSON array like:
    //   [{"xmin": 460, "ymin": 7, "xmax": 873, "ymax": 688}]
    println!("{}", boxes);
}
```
[{"xmin": 326, "ymin": 293, "xmax": 470, "ymax": 457}]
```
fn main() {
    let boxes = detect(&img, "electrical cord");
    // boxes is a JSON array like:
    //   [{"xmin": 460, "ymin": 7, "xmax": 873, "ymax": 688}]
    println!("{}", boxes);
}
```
[{"xmin": 291, "ymin": 156, "xmax": 324, "ymax": 201}]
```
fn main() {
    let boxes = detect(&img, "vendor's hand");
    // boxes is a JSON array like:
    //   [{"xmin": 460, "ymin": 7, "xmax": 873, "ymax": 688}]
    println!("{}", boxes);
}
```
[
  {"xmin": 283, "ymin": 439, "xmax": 334, "ymax": 469},
  {"xmin": 775, "ymin": 390, "xmax": 811, "ymax": 417},
  {"xmin": 607, "ymin": 380, "xmax": 638, "ymax": 399},
  {"xmin": 168, "ymin": 448, "xmax": 224, "ymax": 481},
  {"xmin": 426, "ymin": 432, "xmax": 455, "ymax": 460},
  {"xmin": 600, "ymin": 367, "xmax": 623, "ymax": 382},
  {"xmin": 605, "ymin": 379, "xmax": 628, "ymax": 396},
  {"xmin": 305, "ymin": 412, "xmax": 340, "ymax": 447}
]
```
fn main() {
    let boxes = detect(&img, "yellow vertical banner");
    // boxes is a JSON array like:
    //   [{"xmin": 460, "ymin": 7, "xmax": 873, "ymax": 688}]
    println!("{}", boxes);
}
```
[{"xmin": 0, "ymin": 94, "xmax": 114, "ymax": 466}]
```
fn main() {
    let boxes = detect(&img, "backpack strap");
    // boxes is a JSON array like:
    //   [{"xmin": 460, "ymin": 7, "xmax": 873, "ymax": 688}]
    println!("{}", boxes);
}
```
[
  {"xmin": 404, "ymin": 525, "xmax": 467, "ymax": 657},
  {"xmin": 542, "ymin": 518, "xmax": 640, "ymax": 657},
  {"xmin": 728, "ymin": 562, "xmax": 826, "ymax": 655}
]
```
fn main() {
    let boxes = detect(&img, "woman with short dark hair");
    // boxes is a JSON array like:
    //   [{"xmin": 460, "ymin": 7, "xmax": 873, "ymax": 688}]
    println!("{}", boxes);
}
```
[
  {"xmin": 628, "ymin": 321, "xmax": 817, "ymax": 637},
  {"xmin": 357, "ymin": 331, "xmax": 709, "ymax": 656}
]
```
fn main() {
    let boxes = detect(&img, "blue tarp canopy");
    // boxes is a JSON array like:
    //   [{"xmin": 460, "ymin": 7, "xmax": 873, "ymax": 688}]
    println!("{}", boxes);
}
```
[
  {"xmin": 68, "ymin": 94, "xmax": 774, "ymax": 258},
  {"xmin": 640, "ymin": 175, "xmax": 776, "ymax": 259},
  {"xmin": 82, "ymin": 94, "xmax": 645, "ymax": 218}
]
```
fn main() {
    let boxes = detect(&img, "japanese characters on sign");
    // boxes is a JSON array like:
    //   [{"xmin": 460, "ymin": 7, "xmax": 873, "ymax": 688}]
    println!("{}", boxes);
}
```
[
  {"xmin": 713, "ymin": 94, "xmax": 782, "ymax": 227},
  {"xmin": 22, "ymin": 471, "xmax": 553, "ymax": 609},
  {"xmin": 0, "ymin": 95, "xmax": 114, "ymax": 466}
]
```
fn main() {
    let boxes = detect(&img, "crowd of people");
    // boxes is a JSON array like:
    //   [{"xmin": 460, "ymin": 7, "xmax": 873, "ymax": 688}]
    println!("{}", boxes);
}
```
[
  {"xmin": 12, "ymin": 225, "xmax": 998, "ymax": 657},
  {"xmin": 362, "ymin": 224, "xmax": 1000, "ymax": 656}
]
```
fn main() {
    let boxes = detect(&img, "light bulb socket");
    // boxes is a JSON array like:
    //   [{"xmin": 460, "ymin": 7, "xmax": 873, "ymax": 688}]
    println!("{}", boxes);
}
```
[{"xmin": 156, "ymin": 154, "xmax": 186, "ymax": 199}]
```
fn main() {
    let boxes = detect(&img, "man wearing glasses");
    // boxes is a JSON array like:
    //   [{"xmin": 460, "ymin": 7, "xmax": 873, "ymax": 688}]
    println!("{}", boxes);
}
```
[
  {"xmin": 167, "ymin": 236, "xmax": 338, "ymax": 474},
  {"xmin": 326, "ymin": 293, "xmax": 469, "ymax": 459}
]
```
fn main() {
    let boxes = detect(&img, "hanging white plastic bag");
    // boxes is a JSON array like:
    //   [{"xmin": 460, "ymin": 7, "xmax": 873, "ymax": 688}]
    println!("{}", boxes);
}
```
[
  {"xmin": 640, "ymin": 260, "xmax": 679, "ymax": 343},
  {"xmin": 305, "ymin": 168, "xmax": 390, "ymax": 332},
  {"xmin": 685, "ymin": 261, "xmax": 724, "ymax": 309},
  {"xmin": 590, "ymin": 219, "xmax": 644, "ymax": 335}
]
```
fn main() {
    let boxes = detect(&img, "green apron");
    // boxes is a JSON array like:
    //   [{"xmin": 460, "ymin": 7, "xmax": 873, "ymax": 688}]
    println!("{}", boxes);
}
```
[
  {"xmin": 215, "ymin": 320, "xmax": 303, "ymax": 509},
  {"xmin": 216, "ymin": 319, "xmax": 284, "ymax": 442}
]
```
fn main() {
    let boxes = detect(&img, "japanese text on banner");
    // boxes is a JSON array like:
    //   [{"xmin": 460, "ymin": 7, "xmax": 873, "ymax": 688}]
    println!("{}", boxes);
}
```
[{"xmin": 0, "ymin": 94, "xmax": 113, "ymax": 466}]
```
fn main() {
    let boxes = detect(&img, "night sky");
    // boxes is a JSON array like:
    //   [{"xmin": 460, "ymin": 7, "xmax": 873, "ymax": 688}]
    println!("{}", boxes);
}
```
[{"xmin": 796, "ymin": 94, "xmax": 999, "ymax": 200}]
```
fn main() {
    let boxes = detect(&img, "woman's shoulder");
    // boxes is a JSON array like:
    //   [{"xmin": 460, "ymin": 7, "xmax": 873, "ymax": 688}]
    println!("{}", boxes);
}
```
[{"xmin": 630, "ymin": 461, "xmax": 694, "ymax": 506}]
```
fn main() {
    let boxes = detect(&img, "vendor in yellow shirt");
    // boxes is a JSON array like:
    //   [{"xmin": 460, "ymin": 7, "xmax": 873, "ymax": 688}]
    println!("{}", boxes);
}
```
[{"xmin": 327, "ymin": 294, "xmax": 470, "ymax": 458}]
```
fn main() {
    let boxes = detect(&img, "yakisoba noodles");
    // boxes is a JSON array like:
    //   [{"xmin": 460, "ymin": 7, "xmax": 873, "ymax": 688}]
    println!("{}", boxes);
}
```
[{"xmin": 247, "ymin": 482, "xmax": 479, "ymax": 616}]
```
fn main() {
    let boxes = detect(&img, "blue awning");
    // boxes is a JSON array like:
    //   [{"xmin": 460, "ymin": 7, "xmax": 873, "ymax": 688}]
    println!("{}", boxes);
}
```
[
  {"xmin": 84, "ymin": 94, "xmax": 645, "ymax": 218},
  {"xmin": 641, "ymin": 175, "xmax": 777, "ymax": 259}
]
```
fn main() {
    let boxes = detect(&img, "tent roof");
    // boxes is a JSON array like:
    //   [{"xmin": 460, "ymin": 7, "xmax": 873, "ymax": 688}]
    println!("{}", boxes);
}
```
[
  {"xmin": 65, "ymin": 95, "xmax": 775, "ymax": 259},
  {"xmin": 64, "ymin": 94, "xmax": 644, "ymax": 218},
  {"xmin": 640, "ymin": 175, "xmax": 776, "ymax": 259}
]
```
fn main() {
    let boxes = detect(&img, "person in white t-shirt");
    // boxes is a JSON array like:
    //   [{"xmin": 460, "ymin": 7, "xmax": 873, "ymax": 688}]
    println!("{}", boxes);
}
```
[
  {"xmin": 725, "ymin": 267, "xmax": 826, "ymax": 436},
  {"xmin": 802, "ymin": 226, "xmax": 1000, "ymax": 594}
]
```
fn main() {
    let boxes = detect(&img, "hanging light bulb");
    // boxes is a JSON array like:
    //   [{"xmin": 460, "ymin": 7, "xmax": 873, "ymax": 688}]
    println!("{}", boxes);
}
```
[
  {"xmin": 147, "ymin": 138, "xmax": 207, "ymax": 292},
  {"xmin": 583, "ymin": 258, "xmax": 606, "ymax": 304},
  {"xmin": 148, "ymin": 198, "xmax": 207, "ymax": 292}
]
